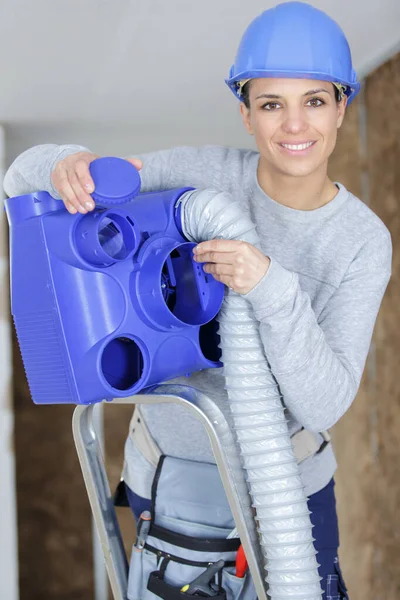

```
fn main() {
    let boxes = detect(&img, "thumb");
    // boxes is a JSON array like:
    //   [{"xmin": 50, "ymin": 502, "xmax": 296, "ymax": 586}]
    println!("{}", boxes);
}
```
[{"xmin": 125, "ymin": 157, "xmax": 143, "ymax": 171}]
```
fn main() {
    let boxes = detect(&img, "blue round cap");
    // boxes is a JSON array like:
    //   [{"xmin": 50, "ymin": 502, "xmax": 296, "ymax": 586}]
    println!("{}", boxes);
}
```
[{"xmin": 89, "ymin": 157, "xmax": 141, "ymax": 205}]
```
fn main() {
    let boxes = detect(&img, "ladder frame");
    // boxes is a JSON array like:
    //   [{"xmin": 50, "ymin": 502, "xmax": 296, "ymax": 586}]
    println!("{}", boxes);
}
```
[{"xmin": 72, "ymin": 386, "xmax": 268, "ymax": 600}]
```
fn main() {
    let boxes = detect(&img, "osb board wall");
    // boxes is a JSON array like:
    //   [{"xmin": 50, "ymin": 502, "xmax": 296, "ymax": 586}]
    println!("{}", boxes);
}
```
[
  {"xmin": 13, "ymin": 53, "xmax": 399, "ymax": 599},
  {"xmin": 328, "ymin": 96, "xmax": 362, "ymax": 199},
  {"xmin": 13, "ymin": 341, "xmax": 135, "ymax": 599},
  {"xmin": 12, "ymin": 340, "xmax": 94, "ymax": 600},
  {"xmin": 329, "ymin": 52, "xmax": 400, "ymax": 600},
  {"xmin": 357, "ymin": 54, "xmax": 400, "ymax": 597}
]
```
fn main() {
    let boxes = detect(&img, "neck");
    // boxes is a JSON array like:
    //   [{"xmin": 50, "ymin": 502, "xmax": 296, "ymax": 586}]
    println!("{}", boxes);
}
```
[{"xmin": 257, "ymin": 156, "xmax": 338, "ymax": 210}]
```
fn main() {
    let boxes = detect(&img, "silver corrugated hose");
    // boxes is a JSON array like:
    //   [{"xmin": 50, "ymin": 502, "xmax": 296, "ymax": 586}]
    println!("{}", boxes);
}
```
[{"xmin": 178, "ymin": 189, "xmax": 323, "ymax": 600}]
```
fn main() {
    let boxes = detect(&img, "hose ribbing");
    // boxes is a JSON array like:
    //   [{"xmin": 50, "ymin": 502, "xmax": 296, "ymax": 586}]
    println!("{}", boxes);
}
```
[{"xmin": 179, "ymin": 190, "xmax": 323, "ymax": 600}]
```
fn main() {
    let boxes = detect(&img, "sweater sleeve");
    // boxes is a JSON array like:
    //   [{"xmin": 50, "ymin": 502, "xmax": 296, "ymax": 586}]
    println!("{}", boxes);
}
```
[
  {"xmin": 3, "ymin": 144, "xmax": 91, "ymax": 198},
  {"xmin": 135, "ymin": 145, "xmax": 252, "ymax": 192},
  {"xmin": 243, "ymin": 228, "xmax": 393, "ymax": 432},
  {"xmin": 3, "ymin": 143, "xmax": 236, "ymax": 198},
  {"xmin": 3, "ymin": 143, "xmax": 177, "ymax": 199}
]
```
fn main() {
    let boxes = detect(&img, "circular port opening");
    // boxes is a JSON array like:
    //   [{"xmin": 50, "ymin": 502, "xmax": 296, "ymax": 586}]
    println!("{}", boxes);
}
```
[
  {"xmin": 161, "ymin": 249, "xmax": 179, "ymax": 314},
  {"xmin": 161, "ymin": 244, "xmax": 224, "ymax": 326},
  {"xmin": 98, "ymin": 213, "xmax": 137, "ymax": 261},
  {"xmin": 101, "ymin": 337, "xmax": 145, "ymax": 390},
  {"xmin": 199, "ymin": 318, "xmax": 222, "ymax": 362}
]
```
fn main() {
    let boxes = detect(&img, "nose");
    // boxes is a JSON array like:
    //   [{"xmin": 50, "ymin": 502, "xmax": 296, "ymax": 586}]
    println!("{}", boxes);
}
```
[{"xmin": 281, "ymin": 106, "xmax": 308, "ymax": 135}]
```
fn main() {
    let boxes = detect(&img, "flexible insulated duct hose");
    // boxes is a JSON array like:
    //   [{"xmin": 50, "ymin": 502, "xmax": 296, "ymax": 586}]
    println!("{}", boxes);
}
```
[{"xmin": 177, "ymin": 189, "xmax": 323, "ymax": 600}]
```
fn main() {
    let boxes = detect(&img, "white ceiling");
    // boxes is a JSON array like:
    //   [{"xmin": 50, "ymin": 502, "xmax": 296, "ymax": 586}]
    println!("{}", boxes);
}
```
[{"xmin": 1, "ymin": 0, "xmax": 399, "ymax": 157}]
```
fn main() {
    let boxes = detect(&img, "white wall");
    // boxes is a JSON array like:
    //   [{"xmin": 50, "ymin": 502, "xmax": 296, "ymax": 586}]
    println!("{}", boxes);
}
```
[
  {"xmin": 0, "ymin": 125, "xmax": 19, "ymax": 600},
  {"xmin": 5, "ymin": 116, "xmax": 255, "ymax": 169},
  {"xmin": 1, "ymin": 0, "xmax": 399, "ymax": 129}
]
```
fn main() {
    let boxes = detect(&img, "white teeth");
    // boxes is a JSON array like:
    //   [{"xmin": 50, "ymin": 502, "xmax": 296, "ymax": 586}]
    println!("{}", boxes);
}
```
[{"xmin": 281, "ymin": 142, "xmax": 314, "ymax": 151}]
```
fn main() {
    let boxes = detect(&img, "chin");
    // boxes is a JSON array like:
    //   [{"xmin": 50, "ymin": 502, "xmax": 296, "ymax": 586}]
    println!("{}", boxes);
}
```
[{"xmin": 277, "ymin": 163, "xmax": 320, "ymax": 178}]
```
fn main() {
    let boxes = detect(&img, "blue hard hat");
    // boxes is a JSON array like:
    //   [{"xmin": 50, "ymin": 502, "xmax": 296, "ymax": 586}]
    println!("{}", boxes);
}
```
[{"xmin": 226, "ymin": 1, "xmax": 360, "ymax": 104}]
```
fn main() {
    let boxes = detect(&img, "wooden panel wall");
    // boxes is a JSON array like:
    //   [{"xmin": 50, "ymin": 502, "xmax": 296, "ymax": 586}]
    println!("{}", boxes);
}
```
[
  {"xmin": 13, "ymin": 345, "xmax": 94, "ymax": 600},
  {"xmin": 13, "ymin": 344, "xmax": 136, "ymax": 599},
  {"xmin": 329, "ymin": 52, "xmax": 400, "ymax": 599}
]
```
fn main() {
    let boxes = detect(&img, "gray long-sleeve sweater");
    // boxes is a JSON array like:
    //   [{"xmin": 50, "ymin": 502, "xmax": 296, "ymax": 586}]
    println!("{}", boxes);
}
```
[{"xmin": 4, "ymin": 144, "xmax": 392, "ymax": 498}]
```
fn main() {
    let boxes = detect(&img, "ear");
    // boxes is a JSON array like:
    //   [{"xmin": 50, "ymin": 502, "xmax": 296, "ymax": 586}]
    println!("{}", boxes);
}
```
[
  {"xmin": 337, "ymin": 96, "xmax": 348, "ymax": 129},
  {"xmin": 240, "ymin": 103, "xmax": 254, "ymax": 135}
]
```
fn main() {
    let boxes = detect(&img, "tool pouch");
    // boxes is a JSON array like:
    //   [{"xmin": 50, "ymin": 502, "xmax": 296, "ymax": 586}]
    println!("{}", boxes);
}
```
[
  {"xmin": 147, "ymin": 559, "xmax": 227, "ymax": 600},
  {"xmin": 128, "ymin": 456, "xmax": 256, "ymax": 600}
]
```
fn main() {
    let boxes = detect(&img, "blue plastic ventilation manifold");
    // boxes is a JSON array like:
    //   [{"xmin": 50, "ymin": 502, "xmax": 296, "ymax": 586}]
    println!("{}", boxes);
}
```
[{"xmin": 5, "ymin": 157, "xmax": 224, "ymax": 405}]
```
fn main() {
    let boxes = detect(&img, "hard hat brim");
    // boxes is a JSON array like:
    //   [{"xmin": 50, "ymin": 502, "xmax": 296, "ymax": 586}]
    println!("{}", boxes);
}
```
[{"xmin": 225, "ymin": 70, "xmax": 361, "ymax": 105}]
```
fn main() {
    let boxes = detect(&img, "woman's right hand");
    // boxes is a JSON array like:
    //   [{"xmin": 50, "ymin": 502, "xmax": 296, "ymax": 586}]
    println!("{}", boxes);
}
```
[{"xmin": 51, "ymin": 151, "xmax": 143, "ymax": 214}]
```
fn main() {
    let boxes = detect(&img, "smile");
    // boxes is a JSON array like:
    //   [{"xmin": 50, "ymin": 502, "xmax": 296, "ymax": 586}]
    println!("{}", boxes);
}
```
[{"xmin": 280, "ymin": 141, "xmax": 316, "ymax": 151}]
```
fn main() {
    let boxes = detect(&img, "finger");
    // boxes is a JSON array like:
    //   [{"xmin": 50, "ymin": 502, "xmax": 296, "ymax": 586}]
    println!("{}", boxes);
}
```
[
  {"xmin": 210, "ymin": 273, "xmax": 234, "ymax": 288},
  {"xmin": 57, "ymin": 168, "xmax": 86, "ymax": 213},
  {"xmin": 69, "ymin": 171, "xmax": 95, "ymax": 211},
  {"xmin": 75, "ymin": 159, "xmax": 96, "ymax": 196},
  {"xmin": 203, "ymin": 263, "xmax": 234, "ymax": 277},
  {"xmin": 65, "ymin": 201, "xmax": 78, "ymax": 214},
  {"xmin": 209, "ymin": 273, "xmax": 223, "ymax": 283},
  {"xmin": 125, "ymin": 158, "xmax": 143, "ymax": 171},
  {"xmin": 196, "ymin": 252, "xmax": 236, "ymax": 265},
  {"xmin": 194, "ymin": 240, "xmax": 243, "ymax": 254}
]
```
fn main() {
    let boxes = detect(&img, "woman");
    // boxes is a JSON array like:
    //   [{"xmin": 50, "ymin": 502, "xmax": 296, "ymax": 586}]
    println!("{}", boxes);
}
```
[{"xmin": 4, "ymin": 2, "xmax": 392, "ymax": 598}]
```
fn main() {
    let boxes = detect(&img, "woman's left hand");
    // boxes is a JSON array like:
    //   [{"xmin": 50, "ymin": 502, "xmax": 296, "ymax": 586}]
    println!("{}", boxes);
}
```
[{"xmin": 193, "ymin": 239, "xmax": 271, "ymax": 295}]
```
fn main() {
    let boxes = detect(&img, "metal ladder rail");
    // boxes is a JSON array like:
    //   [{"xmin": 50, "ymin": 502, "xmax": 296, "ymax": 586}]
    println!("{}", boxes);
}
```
[{"xmin": 72, "ymin": 387, "xmax": 268, "ymax": 600}]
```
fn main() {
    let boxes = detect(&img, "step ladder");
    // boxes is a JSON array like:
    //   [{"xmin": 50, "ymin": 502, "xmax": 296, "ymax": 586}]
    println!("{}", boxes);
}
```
[{"xmin": 72, "ymin": 384, "xmax": 268, "ymax": 600}]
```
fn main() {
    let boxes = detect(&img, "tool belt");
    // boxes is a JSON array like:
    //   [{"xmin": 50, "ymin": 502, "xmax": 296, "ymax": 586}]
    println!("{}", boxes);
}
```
[
  {"xmin": 129, "ymin": 405, "xmax": 331, "ymax": 469},
  {"xmin": 128, "ymin": 455, "xmax": 257, "ymax": 600}
]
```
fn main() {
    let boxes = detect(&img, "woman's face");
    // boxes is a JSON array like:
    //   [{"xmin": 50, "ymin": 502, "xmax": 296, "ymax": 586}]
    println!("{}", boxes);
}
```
[{"xmin": 240, "ymin": 78, "xmax": 347, "ymax": 178}]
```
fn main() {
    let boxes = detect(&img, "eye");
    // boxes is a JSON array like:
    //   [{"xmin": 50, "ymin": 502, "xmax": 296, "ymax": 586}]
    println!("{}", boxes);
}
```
[
  {"xmin": 306, "ymin": 97, "xmax": 325, "ymax": 107},
  {"xmin": 261, "ymin": 101, "xmax": 282, "ymax": 111}
]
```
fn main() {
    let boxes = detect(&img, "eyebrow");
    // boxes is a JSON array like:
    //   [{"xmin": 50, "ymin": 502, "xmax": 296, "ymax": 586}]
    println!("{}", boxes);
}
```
[{"xmin": 255, "ymin": 88, "xmax": 330, "ymax": 100}]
